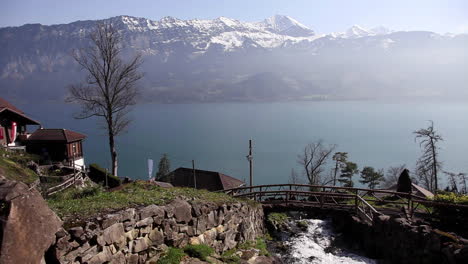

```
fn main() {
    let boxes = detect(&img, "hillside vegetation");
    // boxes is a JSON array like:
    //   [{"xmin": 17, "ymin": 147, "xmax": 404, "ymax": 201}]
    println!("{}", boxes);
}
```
[{"xmin": 0, "ymin": 148, "xmax": 39, "ymax": 184}]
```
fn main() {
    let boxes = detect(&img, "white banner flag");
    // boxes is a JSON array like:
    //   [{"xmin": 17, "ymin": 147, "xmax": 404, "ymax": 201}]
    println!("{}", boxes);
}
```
[{"xmin": 147, "ymin": 159, "xmax": 154, "ymax": 180}]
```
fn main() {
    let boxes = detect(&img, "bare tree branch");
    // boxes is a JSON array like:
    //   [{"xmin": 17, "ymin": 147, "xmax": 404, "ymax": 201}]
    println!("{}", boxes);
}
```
[
  {"xmin": 297, "ymin": 140, "xmax": 336, "ymax": 185},
  {"xmin": 67, "ymin": 23, "xmax": 143, "ymax": 176}
]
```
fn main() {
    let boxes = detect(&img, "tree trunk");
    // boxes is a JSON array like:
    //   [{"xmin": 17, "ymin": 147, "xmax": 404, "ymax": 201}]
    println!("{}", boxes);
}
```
[
  {"xmin": 333, "ymin": 162, "xmax": 338, "ymax": 186},
  {"xmin": 108, "ymin": 117, "xmax": 118, "ymax": 177},
  {"xmin": 109, "ymin": 134, "xmax": 118, "ymax": 177}
]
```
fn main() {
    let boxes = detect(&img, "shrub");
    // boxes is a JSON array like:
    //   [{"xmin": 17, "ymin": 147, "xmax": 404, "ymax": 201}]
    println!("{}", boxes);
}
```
[
  {"xmin": 267, "ymin": 212, "xmax": 288, "ymax": 229},
  {"xmin": 157, "ymin": 247, "xmax": 186, "ymax": 264},
  {"xmin": 183, "ymin": 244, "xmax": 214, "ymax": 261},
  {"xmin": 433, "ymin": 193, "xmax": 468, "ymax": 205},
  {"xmin": 88, "ymin": 163, "xmax": 121, "ymax": 188},
  {"xmin": 297, "ymin": 220, "xmax": 309, "ymax": 230}
]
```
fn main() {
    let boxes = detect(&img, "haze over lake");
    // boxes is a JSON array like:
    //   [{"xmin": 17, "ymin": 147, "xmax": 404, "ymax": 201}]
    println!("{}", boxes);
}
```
[{"xmin": 22, "ymin": 101, "xmax": 468, "ymax": 186}]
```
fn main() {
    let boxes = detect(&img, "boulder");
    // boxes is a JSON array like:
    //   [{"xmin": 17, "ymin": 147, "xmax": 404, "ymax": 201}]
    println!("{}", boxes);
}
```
[
  {"xmin": 102, "ymin": 223, "xmax": 125, "ymax": 245},
  {"xmin": 171, "ymin": 199, "xmax": 192, "ymax": 223},
  {"xmin": 0, "ymin": 179, "xmax": 62, "ymax": 264}
]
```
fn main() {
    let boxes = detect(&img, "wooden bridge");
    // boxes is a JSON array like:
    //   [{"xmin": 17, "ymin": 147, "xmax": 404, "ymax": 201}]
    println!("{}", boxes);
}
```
[{"xmin": 222, "ymin": 184, "xmax": 467, "ymax": 223}]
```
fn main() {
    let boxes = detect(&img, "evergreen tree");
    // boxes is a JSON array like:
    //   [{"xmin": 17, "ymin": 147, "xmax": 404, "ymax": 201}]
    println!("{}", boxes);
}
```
[
  {"xmin": 359, "ymin": 166, "xmax": 385, "ymax": 189},
  {"xmin": 332, "ymin": 152, "xmax": 348, "ymax": 186},
  {"xmin": 339, "ymin": 161, "xmax": 358, "ymax": 187},
  {"xmin": 156, "ymin": 154, "xmax": 171, "ymax": 182}
]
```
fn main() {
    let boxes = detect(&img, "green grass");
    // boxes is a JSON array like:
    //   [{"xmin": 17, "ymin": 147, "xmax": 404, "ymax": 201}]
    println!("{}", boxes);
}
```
[
  {"xmin": 47, "ymin": 181, "xmax": 256, "ymax": 220},
  {"xmin": 267, "ymin": 212, "xmax": 288, "ymax": 227},
  {"xmin": 183, "ymin": 244, "xmax": 214, "ymax": 261},
  {"xmin": 220, "ymin": 236, "xmax": 270, "ymax": 263},
  {"xmin": 237, "ymin": 237, "xmax": 270, "ymax": 256},
  {"xmin": 0, "ymin": 149, "xmax": 38, "ymax": 184},
  {"xmin": 157, "ymin": 247, "xmax": 186, "ymax": 264}
]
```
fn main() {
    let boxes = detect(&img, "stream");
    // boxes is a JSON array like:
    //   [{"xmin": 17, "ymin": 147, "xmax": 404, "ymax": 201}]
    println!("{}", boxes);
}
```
[{"xmin": 276, "ymin": 219, "xmax": 376, "ymax": 264}]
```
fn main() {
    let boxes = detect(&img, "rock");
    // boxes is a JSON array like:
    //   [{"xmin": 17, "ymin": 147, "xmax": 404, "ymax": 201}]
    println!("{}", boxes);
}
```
[
  {"xmin": 132, "ymin": 238, "xmax": 149, "ymax": 253},
  {"xmin": 109, "ymin": 251, "xmax": 126, "ymax": 264},
  {"xmin": 101, "ymin": 214, "xmax": 121, "ymax": 229},
  {"xmin": 139, "ymin": 225, "xmax": 152, "ymax": 235},
  {"xmin": 81, "ymin": 245, "xmax": 98, "ymax": 262},
  {"xmin": 120, "ymin": 208, "xmax": 136, "ymax": 221},
  {"xmin": 102, "ymin": 223, "xmax": 125, "ymax": 245},
  {"xmin": 171, "ymin": 199, "xmax": 192, "ymax": 223},
  {"xmin": 69, "ymin": 226, "xmax": 84, "ymax": 240},
  {"xmin": 0, "ymin": 179, "xmax": 62, "ymax": 264},
  {"xmin": 149, "ymin": 228, "xmax": 164, "ymax": 246},
  {"xmin": 206, "ymin": 256, "xmax": 223, "ymax": 264},
  {"xmin": 126, "ymin": 253, "xmax": 139, "ymax": 264},
  {"xmin": 241, "ymin": 249, "xmax": 259, "ymax": 260},
  {"xmin": 136, "ymin": 216, "xmax": 153, "ymax": 227},
  {"xmin": 252, "ymin": 256, "xmax": 282, "ymax": 264}
]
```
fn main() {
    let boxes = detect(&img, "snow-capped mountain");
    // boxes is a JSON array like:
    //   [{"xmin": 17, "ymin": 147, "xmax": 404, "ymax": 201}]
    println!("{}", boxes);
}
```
[
  {"xmin": 0, "ymin": 15, "xmax": 467, "ymax": 103},
  {"xmin": 331, "ymin": 25, "xmax": 394, "ymax": 39},
  {"xmin": 258, "ymin": 14, "xmax": 315, "ymax": 37}
]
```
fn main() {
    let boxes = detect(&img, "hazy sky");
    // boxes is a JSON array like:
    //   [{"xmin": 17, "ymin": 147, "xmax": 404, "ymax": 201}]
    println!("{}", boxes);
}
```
[{"xmin": 2, "ymin": 0, "xmax": 468, "ymax": 33}]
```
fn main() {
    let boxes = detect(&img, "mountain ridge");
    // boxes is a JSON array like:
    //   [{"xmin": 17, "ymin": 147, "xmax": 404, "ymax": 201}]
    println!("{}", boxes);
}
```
[{"xmin": 1, "ymin": 15, "xmax": 467, "ymax": 103}]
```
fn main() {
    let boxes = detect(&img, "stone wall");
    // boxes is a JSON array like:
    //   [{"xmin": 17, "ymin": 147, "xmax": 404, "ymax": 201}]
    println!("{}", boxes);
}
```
[
  {"xmin": 331, "ymin": 211, "xmax": 468, "ymax": 264},
  {"xmin": 49, "ymin": 199, "xmax": 264, "ymax": 264}
]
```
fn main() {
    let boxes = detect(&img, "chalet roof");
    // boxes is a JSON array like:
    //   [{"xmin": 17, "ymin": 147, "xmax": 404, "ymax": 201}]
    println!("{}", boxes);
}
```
[
  {"xmin": 0, "ymin": 97, "xmax": 40, "ymax": 125},
  {"xmin": 170, "ymin": 167, "xmax": 244, "ymax": 191},
  {"xmin": 0, "ymin": 97, "xmax": 24, "ymax": 114},
  {"xmin": 27, "ymin": 128, "xmax": 86, "ymax": 143},
  {"xmin": 386, "ymin": 183, "xmax": 434, "ymax": 198}
]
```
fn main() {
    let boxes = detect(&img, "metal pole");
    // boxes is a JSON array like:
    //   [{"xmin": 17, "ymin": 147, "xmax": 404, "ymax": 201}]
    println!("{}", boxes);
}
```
[
  {"xmin": 249, "ymin": 139, "xmax": 253, "ymax": 187},
  {"xmin": 192, "ymin": 160, "xmax": 197, "ymax": 189}
]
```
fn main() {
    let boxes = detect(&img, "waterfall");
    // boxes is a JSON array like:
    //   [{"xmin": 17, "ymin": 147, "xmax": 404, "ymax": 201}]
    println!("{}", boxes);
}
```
[{"xmin": 284, "ymin": 219, "xmax": 376, "ymax": 264}]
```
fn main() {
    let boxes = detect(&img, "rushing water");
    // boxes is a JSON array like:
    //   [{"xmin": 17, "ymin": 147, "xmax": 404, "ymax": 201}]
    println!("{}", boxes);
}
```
[{"xmin": 284, "ymin": 219, "xmax": 375, "ymax": 264}]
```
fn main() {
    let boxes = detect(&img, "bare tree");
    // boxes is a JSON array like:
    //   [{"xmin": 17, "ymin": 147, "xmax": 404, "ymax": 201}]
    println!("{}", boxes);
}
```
[
  {"xmin": 444, "ymin": 171, "xmax": 459, "ymax": 193},
  {"xmin": 414, "ymin": 121, "xmax": 443, "ymax": 192},
  {"xmin": 297, "ymin": 140, "xmax": 336, "ymax": 185},
  {"xmin": 383, "ymin": 164, "xmax": 406, "ymax": 188},
  {"xmin": 289, "ymin": 168, "xmax": 301, "ymax": 185},
  {"xmin": 459, "ymin": 173, "xmax": 467, "ymax": 194},
  {"xmin": 67, "ymin": 23, "xmax": 143, "ymax": 176}
]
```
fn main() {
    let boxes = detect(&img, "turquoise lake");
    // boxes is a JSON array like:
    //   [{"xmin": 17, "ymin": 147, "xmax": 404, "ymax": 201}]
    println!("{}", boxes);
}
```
[{"xmin": 21, "ymin": 101, "xmax": 468, "ymax": 187}]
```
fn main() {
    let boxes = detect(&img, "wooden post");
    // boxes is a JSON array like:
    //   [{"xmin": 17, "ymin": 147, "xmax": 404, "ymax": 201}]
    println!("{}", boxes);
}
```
[
  {"xmin": 259, "ymin": 186, "xmax": 262, "ymax": 202},
  {"xmin": 192, "ymin": 160, "xmax": 197, "ymax": 189},
  {"xmin": 407, "ymin": 194, "xmax": 413, "ymax": 219},
  {"xmin": 355, "ymin": 189, "xmax": 358, "ymax": 214},
  {"xmin": 105, "ymin": 168, "xmax": 109, "ymax": 188}
]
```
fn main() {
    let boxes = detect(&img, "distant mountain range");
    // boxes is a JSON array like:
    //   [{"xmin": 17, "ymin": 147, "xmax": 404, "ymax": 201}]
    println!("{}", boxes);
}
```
[{"xmin": 1, "ymin": 15, "xmax": 467, "ymax": 103}]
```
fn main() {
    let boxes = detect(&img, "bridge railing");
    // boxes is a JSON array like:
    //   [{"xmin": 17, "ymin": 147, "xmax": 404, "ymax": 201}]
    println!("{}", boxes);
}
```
[
  {"xmin": 223, "ymin": 184, "xmax": 468, "ymax": 223},
  {"xmin": 222, "ymin": 184, "xmax": 455, "ymax": 220}
]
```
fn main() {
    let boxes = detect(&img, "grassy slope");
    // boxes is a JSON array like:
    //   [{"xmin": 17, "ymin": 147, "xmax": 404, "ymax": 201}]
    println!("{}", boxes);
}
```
[
  {"xmin": 47, "ymin": 181, "xmax": 258, "ymax": 220},
  {"xmin": 0, "ymin": 149, "xmax": 39, "ymax": 184}
]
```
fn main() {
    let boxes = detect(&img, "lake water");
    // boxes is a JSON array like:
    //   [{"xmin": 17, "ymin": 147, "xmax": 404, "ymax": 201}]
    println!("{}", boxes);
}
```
[{"xmin": 20, "ymin": 101, "xmax": 468, "ymax": 187}]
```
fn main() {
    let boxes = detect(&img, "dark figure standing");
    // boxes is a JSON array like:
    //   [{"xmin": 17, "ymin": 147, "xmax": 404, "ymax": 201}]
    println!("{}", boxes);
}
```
[{"xmin": 397, "ymin": 169, "xmax": 412, "ymax": 193}]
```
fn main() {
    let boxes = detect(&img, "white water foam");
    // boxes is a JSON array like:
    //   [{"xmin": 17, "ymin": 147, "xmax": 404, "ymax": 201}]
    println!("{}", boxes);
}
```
[{"xmin": 285, "ymin": 219, "xmax": 376, "ymax": 264}]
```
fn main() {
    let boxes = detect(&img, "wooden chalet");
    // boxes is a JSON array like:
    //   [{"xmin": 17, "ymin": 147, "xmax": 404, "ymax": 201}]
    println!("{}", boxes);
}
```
[
  {"xmin": 169, "ymin": 167, "xmax": 245, "ymax": 191},
  {"xmin": 0, "ymin": 97, "xmax": 41, "ymax": 147},
  {"xmin": 26, "ymin": 128, "xmax": 86, "ymax": 169}
]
